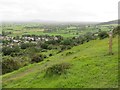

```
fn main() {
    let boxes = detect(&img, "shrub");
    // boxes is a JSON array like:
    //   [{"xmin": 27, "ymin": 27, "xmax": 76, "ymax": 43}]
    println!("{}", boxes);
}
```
[
  {"xmin": 2, "ymin": 40, "xmax": 9, "ymax": 45},
  {"xmin": 2, "ymin": 46, "xmax": 20, "ymax": 56},
  {"xmin": 98, "ymin": 31, "xmax": 109, "ymax": 39},
  {"xmin": 84, "ymin": 32, "xmax": 95, "ymax": 42},
  {"xmin": 41, "ymin": 43, "xmax": 48, "ymax": 49},
  {"xmin": 20, "ymin": 43, "xmax": 36, "ymax": 49},
  {"xmin": 46, "ymin": 63, "xmax": 71, "ymax": 76},
  {"xmin": 2, "ymin": 47, "xmax": 13, "ymax": 55},
  {"xmin": 2, "ymin": 58, "xmax": 21, "ymax": 74},
  {"xmin": 61, "ymin": 39, "xmax": 72, "ymax": 45},
  {"xmin": 113, "ymin": 26, "xmax": 120, "ymax": 36},
  {"xmin": 31, "ymin": 54, "xmax": 44, "ymax": 63},
  {"xmin": 46, "ymin": 40, "xmax": 57, "ymax": 45}
]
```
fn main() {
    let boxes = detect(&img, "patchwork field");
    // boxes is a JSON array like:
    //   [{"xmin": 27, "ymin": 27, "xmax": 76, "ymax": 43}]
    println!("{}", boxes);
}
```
[{"xmin": 2, "ymin": 23, "xmax": 115, "ymax": 37}]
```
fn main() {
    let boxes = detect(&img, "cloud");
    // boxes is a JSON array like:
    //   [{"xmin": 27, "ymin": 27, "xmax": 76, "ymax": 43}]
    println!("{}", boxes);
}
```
[{"xmin": 0, "ymin": 0, "xmax": 119, "ymax": 22}]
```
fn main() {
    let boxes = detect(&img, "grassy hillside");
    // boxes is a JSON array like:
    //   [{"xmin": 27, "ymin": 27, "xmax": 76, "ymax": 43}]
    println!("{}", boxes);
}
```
[{"xmin": 2, "ymin": 36, "xmax": 118, "ymax": 88}]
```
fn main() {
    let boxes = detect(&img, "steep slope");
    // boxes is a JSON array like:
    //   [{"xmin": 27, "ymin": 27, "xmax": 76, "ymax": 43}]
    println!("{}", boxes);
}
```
[{"xmin": 2, "ymin": 37, "xmax": 118, "ymax": 88}]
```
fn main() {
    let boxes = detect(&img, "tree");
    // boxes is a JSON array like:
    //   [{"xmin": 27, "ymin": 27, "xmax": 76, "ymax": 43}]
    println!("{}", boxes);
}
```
[{"xmin": 2, "ymin": 46, "xmax": 20, "ymax": 55}]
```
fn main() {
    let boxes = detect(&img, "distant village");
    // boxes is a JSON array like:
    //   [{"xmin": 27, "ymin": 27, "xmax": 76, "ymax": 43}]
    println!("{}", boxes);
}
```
[{"xmin": 1, "ymin": 34, "xmax": 61, "ymax": 47}]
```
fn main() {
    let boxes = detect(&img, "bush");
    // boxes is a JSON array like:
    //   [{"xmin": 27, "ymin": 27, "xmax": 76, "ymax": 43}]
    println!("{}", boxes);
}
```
[
  {"xmin": 74, "ymin": 37, "xmax": 84, "ymax": 45},
  {"xmin": 31, "ymin": 54, "xmax": 44, "ymax": 63},
  {"xmin": 2, "ymin": 46, "xmax": 20, "ymax": 56},
  {"xmin": 41, "ymin": 43, "xmax": 48, "ymax": 49},
  {"xmin": 20, "ymin": 43, "xmax": 36, "ymax": 49},
  {"xmin": 2, "ymin": 40, "xmax": 9, "ymax": 45},
  {"xmin": 2, "ymin": 58, "xmax": 21, "ymax": 74},
  {"xmin": 98, "ymin": 31, "xmax": 109, "ymax": 39},
  {"xmin": 113, "ymin": 26, "xmax": 120, "ymax": 35},
  {"xmin": 46, "ymin": 40, "xmax": 57, "ymax": 45},
  {"xmin": 2, "ymin": 47, "xmax": 13, "ymax": 55},
  {"xmin": 84, "ymin": 32, "xmax": 95, "ymax": 42},
  {"xmin": 46, "ymin": 63, "xmax": 71, "ymax": 76},
  {"xmin": 61, "ymin": 39, "xmax": 72, "ymax": 45}
]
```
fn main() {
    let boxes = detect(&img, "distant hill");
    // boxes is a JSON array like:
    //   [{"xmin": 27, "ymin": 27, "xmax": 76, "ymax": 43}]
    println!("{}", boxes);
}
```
[{"xmin": 98, "ymin": 20, "xmax": 119, "ymax": 25}]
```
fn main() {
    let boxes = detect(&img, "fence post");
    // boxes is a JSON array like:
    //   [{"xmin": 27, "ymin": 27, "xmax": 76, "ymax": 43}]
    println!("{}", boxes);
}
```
[{"xmin": 108, "ymin": 31, "xmax": 113, "ymax": 55}]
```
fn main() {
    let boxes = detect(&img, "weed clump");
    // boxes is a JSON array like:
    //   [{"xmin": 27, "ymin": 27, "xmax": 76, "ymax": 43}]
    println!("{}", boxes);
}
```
[{"xmin": 45, "ymin": 62, "xmax": 71, "ymax": 76}]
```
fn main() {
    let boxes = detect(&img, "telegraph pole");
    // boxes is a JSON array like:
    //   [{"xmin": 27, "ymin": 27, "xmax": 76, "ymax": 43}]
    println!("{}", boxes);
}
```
[{"xmin": 108, "ymin": 30, "xmax": 113, "ymax": 55}]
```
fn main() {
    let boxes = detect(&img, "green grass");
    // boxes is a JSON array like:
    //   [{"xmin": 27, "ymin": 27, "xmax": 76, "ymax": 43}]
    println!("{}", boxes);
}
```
[{"xmin": 2, "ymin": 36, "xmax": 118, "ymax": 88}]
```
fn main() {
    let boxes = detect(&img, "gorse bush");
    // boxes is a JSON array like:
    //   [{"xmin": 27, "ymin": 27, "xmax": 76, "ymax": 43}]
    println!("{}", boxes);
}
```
[{"xmin": 46, "ymin": 62, "xmax": 71, "ymax": 76}]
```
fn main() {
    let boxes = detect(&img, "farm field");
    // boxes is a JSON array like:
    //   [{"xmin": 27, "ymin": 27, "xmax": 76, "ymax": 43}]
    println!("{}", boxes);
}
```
[{"xmin": 2, "ymin": 23, "xmax": 116, "ymax": 37}]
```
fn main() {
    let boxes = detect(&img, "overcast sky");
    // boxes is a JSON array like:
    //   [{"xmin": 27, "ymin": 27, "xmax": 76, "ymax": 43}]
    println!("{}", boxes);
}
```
[{"xmin": 0, "ymin": 0, "xmax": 119, "ymax": 22}]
